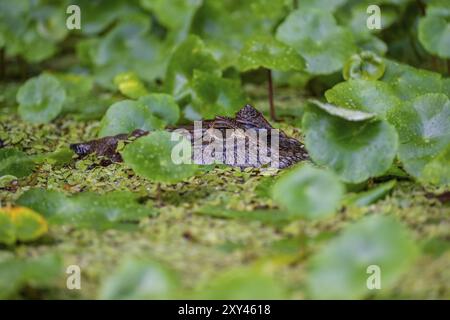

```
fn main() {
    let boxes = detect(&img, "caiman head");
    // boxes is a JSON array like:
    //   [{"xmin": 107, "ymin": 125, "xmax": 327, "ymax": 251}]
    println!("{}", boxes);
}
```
[{"xmin": 70, "ymin": 105, "xmax": 308, "ymax": 169}]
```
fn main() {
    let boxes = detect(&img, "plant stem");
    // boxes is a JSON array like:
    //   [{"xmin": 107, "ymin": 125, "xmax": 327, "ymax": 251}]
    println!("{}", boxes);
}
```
[
  {"xmin": 0, "ymin": 48, "xmax": 4, "ymax": 80},
  {"xmin": 416, "ymin": 0, "xmax": 426, "ymax": 15},
  {"xmin": 431, "ymin": 56, "xmax": 439, "ymax": 73},
  {"xmin": 293, "ymin": 0, "xmax": 298, "ymax": 9},
  {"xmin": 156, "ymin": 182, "xmax": 162, "ymax": 203},
  {"xmin": 267, "ymin": 69, "xmax": 276, "ymax": 121}
]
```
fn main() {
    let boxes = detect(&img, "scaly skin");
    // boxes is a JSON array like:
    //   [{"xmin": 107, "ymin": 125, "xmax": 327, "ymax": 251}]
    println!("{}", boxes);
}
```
[{"xmin": 70, "ymin": 105, "xmax": 309, "ymax": 169}]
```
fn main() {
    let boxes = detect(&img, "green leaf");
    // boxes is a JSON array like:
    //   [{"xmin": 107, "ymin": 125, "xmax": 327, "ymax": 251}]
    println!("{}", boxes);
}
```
[
  {"xmin": 343, "ymin": 180, "xmax": 397, "ymax": 207},
  {"xmin": 54, "ymin": 73, "xmax": 94, "ymax": 114},
  {"xmin": 191, "ymin": 1, "xmax": 286, "ymax": 68},
  {"xmin": 98, "ymin": 100, "xmax": 165, "ymax": 137},
  {"xmin": 75, "ymin": 0, "xmax": 128, "ymax": 35},
  {"xmin": 16, "ymin": 74, "xmax": 66, "ymax": 123},
  {"xmin": 88, "ymin": 14, "xmax": 170, "ymax": 88},
  {"xmin": 196, "ymin": 206, "xmax": 298, "ymax": 224},
  {"xmin": 0, "ymin": 148, "xmax": 35, "ymax": 178},
  {"xmin": 0, "ymin": 207, "xmax": 48, "ymax": 245},
  {"xmin": 308, "ymin": 215, "xmax": 418, "ymax": 299},
  {"xmin": 191, "ymin": 70, "xmax": 246, "ymax": 118},
  {"xmin": 325, "ymin": 79, "xmax": 401, "ymax": 119},
  {"xmin": 0, "ymin": 254, "xmax": 62, "ymax": 299},
  {"xmin": 387, "ymin": 93, "xmax": 450, "ymax": 180},
  {"xmin": 343, "ymin": 51, "xmax": 386, "ymax": 81},
  {"xmin": 165, "ymin": 35, "xmax": 221, "ymax": 100},
  {"xmin": 381, "ymin": 59, "xmax": 444, "ymax": 101},
  {"xmin": 299, "ymin": 0, "xmax": 346, "ymax": 12},
  {"xmin": 302, "ymin": 108, "xmax": 398, "ymax": 183},
  {"xmin": 272, "ymin": 164, "xmax": 344, "ymax": 220},
  {"xmin": 238, "ymin": 36, "xmax": 305, "ymax": 72},
  {"xmin": 418, "ymin": 2, "xmax": 450, "ymax": 58},
  {"xmin": 17, "ymin": 189, "xmax": 155, "ymax": 230},
  {"xmin": 140, "ymin": 0, "xmax": 202, "ymax": 43},
  {"xmin": 114, "ymin": 72, "xmax": 149, "ymax": 99},
  {"xmin": 100, "ymin": 258, "xmax": 178, "ymax": 299},
  {"xmin": 0, "ymin": 2, "xmax": 65, "ymax": 63},
  {"xmin": 121, "ymin": 131, "xmax": 199, "ymax": 184},
  {"xmin": 138, "ymin": 94, "xmax": 180, "ymax": 125},
  {"xmin": 421, "ymin": 144, "xmax": 450, "ymax": 186},
  {"xmin": 309, "ymin": 99, "xmax": 376, "ymax": 121},
  {"xmin": 276, "ymin": 8, "xmax": 356, "ymax": 75},
  {"xmin": 194, "ymin": 267, "xmax": 288, "ymax": 299}
]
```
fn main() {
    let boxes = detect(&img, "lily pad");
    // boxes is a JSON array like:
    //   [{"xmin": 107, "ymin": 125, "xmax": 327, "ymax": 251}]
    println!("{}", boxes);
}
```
[
  {"xmin": 165, "ymin": 35, "xmax": 221, "ymax": 100},
  {"xmin": 100, "ymin": 258, "xmax": 178, "ymax": 299},
  {"xmin": 276, "ymin": 8, "xmax": 356, "ymax": 75},
  {"xmin": 0, "ymin": 148, "xmax": 35, "ymax": 178},
  {"xmin": 238, "ymin": 36, "xmax": 305, "ymax": 72},
  {"xmin": 17, "ymin": 189, "xmax": 155, "ymax": 229},
  {"xmin": 308, "ymin": 215, "xmax": 419, "ymax": 299},
  {"xmin": 138, "ymin": 94, "xmax": 180, "ymax": 125},
  {"xmin": 343, "ymin": 180, "xmax": 397, "ymax": 207},
  {"xmin": 302, "ymin": 108, "xmax": 398, "ymax": 183},
  {"xmin": 421, "ymin": 144, "xmax": 450, "ymax": 186},
  {"xmin": 272, "ymin": 164, "xmax": 344, "ymax": 220},
  {"xmin": 114, "ymin": 72, "xmax": 149, "ymax": 99},
  {"xmin": 418, "ymin": 2, "xmax": 450, "ymax": 58},
  {"xmin": 140, "ymin": 0, "xmax": 202, "ymax": 43},
  {"xmin": 381, "ymin": 59, "xmax": 444, "ymax": 101},
  {"xmin": 98, "ymin": 100, "xmax": 165, "ymax": 137},
  {"xmin": 325, "ymin": 79, "xmax": 401, "ymax": 118},
  {"xmin": 343, "ymin": 51, "xmax": 386, "ymax": 81},
  {"xmin": 121, "ymin": 131, "xmax": 199, "ymax": 184},
  {"xmin": 309, "ymin": 99, "xmax": 376, "ymax": 121},
  {"xmin": 387, "ymin": 93, "xmax": 450, "ymax": 180},
  {"xmin": 191, "ymin": 1, "xmax": 286, "ymax": 68},
  {"xmin": 191, "ymin": 70, "xmax": 246, "ymax": 118},
  {"xmin": 194, "ymin": 267, "xmax": 288, "ymax": 299},
  {"xmin": 17, "ymin": 73, "xmax": 66, "ymax": 123},
  {"xmin": 0, "ymin": 207, "xmax": 48, "ymax": 245}
]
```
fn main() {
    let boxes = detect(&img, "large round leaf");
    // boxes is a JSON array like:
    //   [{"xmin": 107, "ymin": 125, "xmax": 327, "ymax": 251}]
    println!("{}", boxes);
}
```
[
  {"xmin": 0, "ymin": 207, "xmax": 48, "ymax": 245},
  {"xmin": 381, "ymin": 59, "xmax": 444, "ymax": 101},
  {"xmin": 302, "ymin": 108, "xmax": 398, "ymax": 183},
  {"xmin": 421, "ymin": 144, "xmax": 450, "ymax": 186},
  {"xmin": 238, "ymin": 36, "xmax": 305, "ymax": 72},
  {"xmin": 191, "ymin": 70, "xmax": 246, "ymax": 118},
  {"xmin": 100, "ymin": 258, "xmax": 178, "ymax": 299},
  {"xmin": 191, "ymin": 1, "xmax": 286, "ymax": 68},
  {"xmin": 387, "ymin": 93, "xmax": 450, "ymax": 180},
  {"xmin": 418, "ymin": 3, "xmax": 450, "ymax": 58},
  {"xmin": 325, "ymin": 79, "xmax": 401, "ymax": 118},
  {"xmin": 272, "ymin": 163, "xmax": 344, "ymax": 220},
  {"xmin": 309, "ymin": 99, "xmax": 376, "ymax": 122},
  {"xmin": 165, "ymin": 35, "xmax": 221, "ymax": 100},
  {"xmin": 139, "ymin": 94, "xmax": 180, "ymax": 125},
  {"xmin": 98, "ymin": 100, "xmax": 165, "ymax": 137},
  {"xmin": 113, "ymin": 72, "xmax": 148, "ymax": 99},
  {"xmin": 121, "ymin": 131, "xmax": 199, "ymax": 184},
  {"xmin": 308, "ymin": 215, "xmax": 418, "ymax": 299},
  {"xmin": 17, "ymin": 73, "xmax": 66, "ymax": 123},
  {"xmin": 276, "ymin": 8, "xmax": 356, "ymax": 75},
  {"xmin": 0, "ymin": 148, "xmax": 35, "ymax": 178}
]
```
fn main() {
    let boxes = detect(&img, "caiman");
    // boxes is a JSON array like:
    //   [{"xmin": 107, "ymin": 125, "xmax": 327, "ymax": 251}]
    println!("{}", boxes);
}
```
[{"xmin": 70, "ymin": 104, "xmax": 309, "ymax": 169}]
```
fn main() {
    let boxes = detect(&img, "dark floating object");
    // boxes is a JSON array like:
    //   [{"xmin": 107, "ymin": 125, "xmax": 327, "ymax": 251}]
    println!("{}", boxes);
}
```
[
  {"xmin": 426, "ymin": 191, "xmax": 450, "ymax": 204},
  {"xmin": 70, "ymin": 105, "xmax": 308, "ymax": 169}
]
